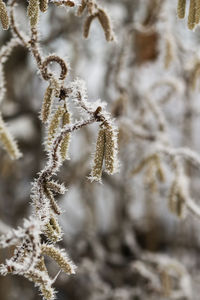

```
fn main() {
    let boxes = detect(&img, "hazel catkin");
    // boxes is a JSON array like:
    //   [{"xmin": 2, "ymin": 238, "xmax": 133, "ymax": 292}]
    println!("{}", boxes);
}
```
[{"xmin": 0, "ymin": 0, "xmax": 9, "ymax": 30}]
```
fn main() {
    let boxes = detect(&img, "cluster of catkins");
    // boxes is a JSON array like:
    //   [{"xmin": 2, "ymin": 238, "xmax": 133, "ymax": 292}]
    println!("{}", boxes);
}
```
[
  {"xmin": 177, "ymin": 0, "xmax": 200, "ymax": 29},
  {"xmin": 0, "ymin": 1, "xmax": 118, "ymax": 300},
  {"xmin": 0, "ymin": 0, "xmax": 114, "ymax": 41}
]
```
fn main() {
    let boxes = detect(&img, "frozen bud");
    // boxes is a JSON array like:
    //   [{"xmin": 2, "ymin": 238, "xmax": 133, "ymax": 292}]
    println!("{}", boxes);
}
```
[
  {"xmin": 42, "ymin": 244, "xmax": 76, "ymax": 274},
  {"xmin": 90, "ymin": 128, "xmax": 105, "ymax": 182},
  {"xmin": 40, "ymin": 84, "xmax": 54, "ymax": 123},
  {"xmin": 177, "ymin": 0, "xmax": 186, "ymax": 19},
  {"xmin": 0, "ymin": 0, "xmax": 9, "ymax": 30}
]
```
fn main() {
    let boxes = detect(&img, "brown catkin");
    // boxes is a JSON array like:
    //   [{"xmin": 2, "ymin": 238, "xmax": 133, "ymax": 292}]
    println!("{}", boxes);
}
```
[
  {"xmin": 131, "ymin": 155, "xmax": 155, "ymax": 176},
  {"xmin": 97, "ymin": 8, "xmax": 114, "ymax": 41},
  {"xmin": 0, "ymin": 0, "xmax": 9, "ymax": 30},
  {"xmin": 35, "ymin": 257, "xmax": 47, "ymax": 272},
  {"xmin": 190, "ymin": 62, "xmax": 200, "ymax": 90},
  {"xmin": 188, "ymin": 0, "xmax": 196, "ymax": 30},
  {"xmin": 77, "ymin": 0, "xmax": 87, "ymax": 16},
  {"xmin": 60, "ymin": 110, "xmax": 71, "ymax": 161},
  {"xmin": 90, "ymin": 128, "xmax": 106, "ymax": 181},
  {"xmin": 44, "ymin": 216, "xmax": 62, "ymax": 242},
  {"xmin": 155, "ymin": 155, "xmax": 165, "ymax": 182},
  {"xmin": 177, "ymin": 0, "xmax": 186, "ymax": 19},
  {"xmin": 46, "ymin": 180, "xmax": 66, "ymax": 194},
  {"xmin": 47, "ymin": 105, "xmax": 65, "ymax": 147},
  {"xmin": 168, "ymin": 181, "xmax": 185, "ymax": 218},
  {"xmin": 41, "ymin": 55, "xmax": 68, "ymax": 81},
  {"xmin": 196, "ymin": 0, "xmax": 200, "ymax": 24},
  {"xmin": 104, "ymin": 126, "xmax": 118, "ymax": 175},
  {"xmin": 40, "ymin": 85, "xmax": 54, "ymax": 123},
  {"xmin": 26, "ymin": 270, "xmax": 54, "ymax": 300},
  {"xmin": 83, "ymin": 13, "xmax": 98, "ymax": 38},
  {"xmin": 0, "ymin": 114, "xmax": 22, "ymax": 160},
  {"xmin": 39, "ymin": 0, "xmax": 48, "ymax": 12},
  {"xmin": 41, "ymin": 244, "xmax": 75, "ymax": 274},
  {"xmin": 144, "ymin": 160, "xmax": 158, "ymax": 193},
  {"xmin": 27, "ymin": 0, "xmax": 40, "ymax": 28},
  {"xmin": 164, "ymin": 38, "xmax": 173, "ymax": 69},
  {"xmin": 44, "ymin": 187, "xmax": 61, "ymax": 215}
]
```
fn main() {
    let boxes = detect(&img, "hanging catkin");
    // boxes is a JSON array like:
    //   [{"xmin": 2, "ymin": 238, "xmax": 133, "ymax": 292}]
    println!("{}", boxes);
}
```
[
  {"xmin": 27, "ymin": 0, "xmax": 40, "ymax": 28},
  {"xmin": 90, "ymin": 128, "xmax": 106, "ymax": 181},
  {"xmin": 41, "ymin": 244, "xmax": 76, "ymax": 274},
  {"xmin": 40, "ymin": 84, "xmax": 54, "ymax": 123},
  {"xmin": 97, "ymin": 8, "xmax": 114, "ymax": 41},
  {"xmin": 177, "ymin": 0, "xmax": 186, "ymax": 19},
  {"xmin": 83, "ymin": 13, "xmax": 98, "ymax": 39},
  {"xmin": 188, "ymin": 0, "xmax": 196, "ymax": 30},
  {"xmin": 60, "ymin": 109, "xmax": 71, "ymax": 161},
  {"xmin": 104, "ymin": 125, "xmax": 118, "ymax": 175},
  {"xmin": 195, "ymin": 0, "xmax": 200, "ymax": 24},
  {"xmin": 47, "ymin": 105, "xmax": 65, "ymax": 147},
  {"xmin": 0, "ymin": 113, "xmax": 22, "ymax": 160},
  {"xmin": 0, "ymin": 0, "xmax": 9, "ymax": 30},
  {"xmin": 39, "ymin": 0, "xmax": 48, "ymax": 13}
]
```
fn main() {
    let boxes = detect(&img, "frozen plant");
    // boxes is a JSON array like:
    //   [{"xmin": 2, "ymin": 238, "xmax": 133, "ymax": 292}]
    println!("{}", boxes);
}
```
[{"xmin": 0, "ymin": 1, "xmax": 118, "ymax": 299}]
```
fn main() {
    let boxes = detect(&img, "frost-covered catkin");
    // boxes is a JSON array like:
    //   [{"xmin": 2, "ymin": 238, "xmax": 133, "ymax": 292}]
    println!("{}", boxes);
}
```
[
  {"xmin": 39, "ymin": 0, "xmax": 48, "ymax": 13},
  {"xmin": 44, "ymin": 216, "xmax": 62, "ymax": 243},
  {"xmin": 0, "ymin": 0, "xmax": 9, "ymax": 30},
  {"xmin": 196, "ymin": 0, "xmax": 200, "ymax": 24},
  {"xmin": 60, "ymin": 110, "xmax": 71, "ymax": 161},
  {"xmin": 27, "ymin": 0, "xmax": 40, "ymax": 28},
  {"xmin": 47, "ymin": 105, "xmax": 65, "ymax": 148},
  {"xmin": 188, "ymin": 0, "xmax": 196, "ymax": 29},
  {"xmin": 0, "ymin": 114, "xmax": 22, "ymax": 160},
  {"xmin": 26, "ymin": 270, "xmax": 55, "ymax": 300},
  {"xmin": 104, "ymin": 125, "xmax": 119, "ymax": 175},
  {"xmin": 177, "ymin": 0, "xmax": 186, "ymax": 19},
  {"xmin": 40, "ymin": 85, "xmax": 54, "ymax": 123},
  {"xmin": 90, "ymin": 128, "xmax": 106, "ymax": 181},
  {"xmin": 42, "ymin": 244, "xmax": 76, "ymax": 274},
  {"xmin": 44, "ymin": 187, "xmax": 61, "ymax": 215},
  {"xmin": 46, "ymin": 180, "xmax": 66, "ymax": 194}
]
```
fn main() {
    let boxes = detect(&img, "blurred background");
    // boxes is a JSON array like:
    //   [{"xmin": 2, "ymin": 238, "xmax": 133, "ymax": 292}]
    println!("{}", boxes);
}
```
[{"xmin": 1, "ymin": 0, "xmax": 200, "ymax": 299}]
